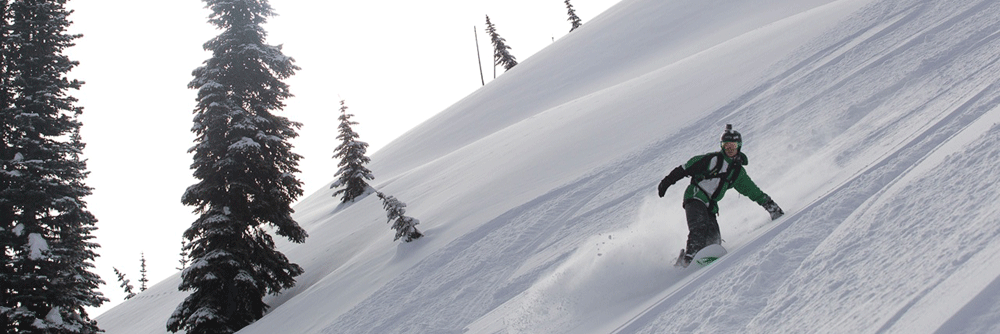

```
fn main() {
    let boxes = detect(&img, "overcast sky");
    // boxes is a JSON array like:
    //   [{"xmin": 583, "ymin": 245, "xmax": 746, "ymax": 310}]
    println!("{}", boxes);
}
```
[{"xmin": 63, "ymin": 0, "xmax": 623, "ymax": 314}]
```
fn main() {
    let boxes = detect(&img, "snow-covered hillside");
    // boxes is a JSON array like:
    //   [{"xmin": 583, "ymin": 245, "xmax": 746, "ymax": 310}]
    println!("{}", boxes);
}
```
[{"xmin": 97, "ymin": 0, "xmax": 1000, "ymax": 333}]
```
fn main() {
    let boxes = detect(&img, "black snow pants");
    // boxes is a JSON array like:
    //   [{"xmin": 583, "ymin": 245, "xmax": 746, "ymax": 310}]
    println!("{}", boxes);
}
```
[{"xmin": 684, "ymin": 198, "xmax": 721, "ymax": 258}]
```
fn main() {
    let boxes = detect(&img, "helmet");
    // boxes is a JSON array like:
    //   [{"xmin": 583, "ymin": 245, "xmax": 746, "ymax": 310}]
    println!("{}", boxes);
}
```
[{"xmin": 721, "ymin": 124, "xmax": 742, "ymax": 150}]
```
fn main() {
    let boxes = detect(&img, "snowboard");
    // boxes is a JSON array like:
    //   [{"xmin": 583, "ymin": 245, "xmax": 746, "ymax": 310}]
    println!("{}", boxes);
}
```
[{"xmin": 674, "ymin": 244, "xmax": 728, "ymax": 268}]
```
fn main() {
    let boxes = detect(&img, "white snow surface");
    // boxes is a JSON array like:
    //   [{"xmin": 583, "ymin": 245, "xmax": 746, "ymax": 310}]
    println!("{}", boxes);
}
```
[{"xmin": 97, "ymin": 0, "xmax": 1000, "ymax": 333}]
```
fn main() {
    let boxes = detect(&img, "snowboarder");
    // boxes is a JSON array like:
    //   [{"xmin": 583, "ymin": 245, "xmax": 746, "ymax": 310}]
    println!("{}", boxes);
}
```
[{"xmin": 657, "ymin": 124, "xmax": 784, "ymax": 267}]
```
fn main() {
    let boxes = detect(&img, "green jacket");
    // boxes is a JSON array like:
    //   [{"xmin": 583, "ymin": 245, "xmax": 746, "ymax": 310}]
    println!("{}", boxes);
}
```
[{"xmin": 681, "ymin": 151, "xmax": 769, "ymax": 214}]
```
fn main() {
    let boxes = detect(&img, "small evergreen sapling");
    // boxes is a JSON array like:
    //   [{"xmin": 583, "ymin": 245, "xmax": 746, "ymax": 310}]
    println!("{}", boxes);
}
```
[
  {"xmin": 139, "ymin": 253, "xmax": 149, "ymax": 291},
  {"xmin": 485, "ymin": 15, "xmax": 518, "ymax": 73},
  {"xmin": 330, "ymin": 100, "xmax": 375, "ymax": 203},
  {"xmin": 113, "ymin": 268, "xmax": 136, "ymax": 300},
  {"xmin": 565, "ymin": 0, "xmax": 583, "ymax": 32},
  {"xmin": 376, "ymin": 192, "xmax": 423, "ymax": 242},
  {"xmin": 177, "ymin": 239, "xmax": 190, "ymax": 271}
]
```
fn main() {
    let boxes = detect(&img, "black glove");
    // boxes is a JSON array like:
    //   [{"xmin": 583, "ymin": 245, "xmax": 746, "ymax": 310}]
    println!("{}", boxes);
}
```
[
  {"xmin": 658, "ymin": 165, "xmax": 687, "ymax": 197},
  {"xmin": 762, "ymin": 197, "xmax": 784, "ymax": 220}
]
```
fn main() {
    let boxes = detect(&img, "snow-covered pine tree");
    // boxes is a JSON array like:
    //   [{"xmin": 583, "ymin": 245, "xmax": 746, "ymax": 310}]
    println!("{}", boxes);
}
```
[
  {"xmin": 1, "ymin": 1, "xmax": 107, "ymax": 332},
  {"xmin": 330, "ymin": 100, "xmax": 374, "ymax": 203},
  {"xmin": 1, "ymin": 2, "xmax": 13, "ymax": 330},
  {"xmin": 113, "ymin": 268, "xmax": 136, "ymax": 300},
  {"xmin": 485, "ymin": 15, "xmax": 518, "ymax": 73},
  {"xmin": 139, "ymin": 253, "xmax": 148, "ymax": 291},
  {"xmin": 376, "ymin": 192, "xmax": 423, "ymax": 242},
  {"xmin": 168, "ymin": 0, "xmax": 308, "ymax": 333},
  {"xmin": 564, "ymin": 0, "xmax": 583, "ymax": 32}
]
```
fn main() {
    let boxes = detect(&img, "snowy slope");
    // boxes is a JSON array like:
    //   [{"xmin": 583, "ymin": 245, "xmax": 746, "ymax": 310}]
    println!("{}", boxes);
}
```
[{"xmin": 96, "ymin": 0, "xmax": 1000, "ymax": 333}]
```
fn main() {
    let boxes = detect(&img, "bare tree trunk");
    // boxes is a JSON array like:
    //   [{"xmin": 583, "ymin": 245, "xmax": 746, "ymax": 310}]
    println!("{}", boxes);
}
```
[{"xmin": 474, "ymin": 26, "xmax": 484, "ymax": 86}]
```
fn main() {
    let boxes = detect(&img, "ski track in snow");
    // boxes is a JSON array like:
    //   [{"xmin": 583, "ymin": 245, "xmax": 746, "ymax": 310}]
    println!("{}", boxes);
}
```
[{"xmin": 96, "ymin": 0, "xmax": 1000, "ymax": 333}]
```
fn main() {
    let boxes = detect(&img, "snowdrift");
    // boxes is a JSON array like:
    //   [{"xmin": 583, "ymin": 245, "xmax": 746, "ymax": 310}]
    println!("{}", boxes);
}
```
[{"xmin": 97, "ymin": 0, "xmax": 1000, "ymax": 333}]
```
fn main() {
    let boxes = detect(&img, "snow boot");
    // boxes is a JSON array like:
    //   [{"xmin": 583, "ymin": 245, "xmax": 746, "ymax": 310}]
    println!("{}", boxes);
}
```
[{"xmin": 673, "ymin": 249, "xmax": 693, "ymax": 268}]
